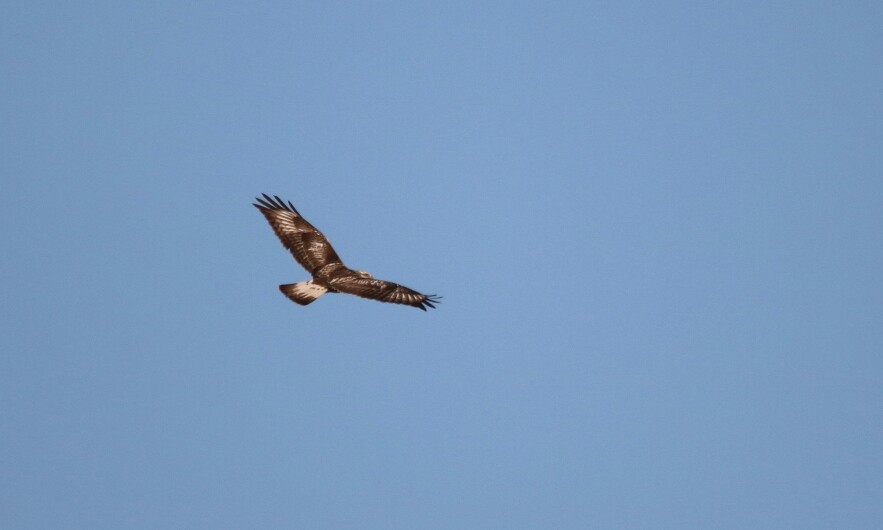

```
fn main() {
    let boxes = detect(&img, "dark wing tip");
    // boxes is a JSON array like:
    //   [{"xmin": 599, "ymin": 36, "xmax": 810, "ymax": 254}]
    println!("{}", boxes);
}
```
[
  {"xmin": 254, "ymin": 195, "xmax": 275, "ymax": 210},
  {"xmin": 255, "ymin": 194, "xmax": 300, "ymax": 215},
  {"xmin": 418, "ymin": 293, "xmax": 441, "ymax": 310}
]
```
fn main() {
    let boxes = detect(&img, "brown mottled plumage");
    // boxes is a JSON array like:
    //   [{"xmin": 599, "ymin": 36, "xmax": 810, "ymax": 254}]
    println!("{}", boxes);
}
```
[{"xmin": 254, "ymin": 194, "xmax": 440, "ymax": 311}]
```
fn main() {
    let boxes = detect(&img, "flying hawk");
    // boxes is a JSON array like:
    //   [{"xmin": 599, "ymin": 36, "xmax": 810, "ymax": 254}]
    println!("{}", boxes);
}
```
[{"xmin": 254, "ymin": 194, "xmax": 441, "ymax": 311}]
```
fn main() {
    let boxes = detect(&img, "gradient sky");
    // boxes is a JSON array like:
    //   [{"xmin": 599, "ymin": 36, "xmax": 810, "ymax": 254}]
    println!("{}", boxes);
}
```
[{"xmin": 2, "ymin": 2, "xmax": 882, "ymax": 528}]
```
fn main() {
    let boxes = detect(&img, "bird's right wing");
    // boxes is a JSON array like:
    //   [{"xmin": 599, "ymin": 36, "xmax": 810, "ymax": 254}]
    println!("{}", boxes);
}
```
[
  {"xmin": 253, "ymin": 194, "xmax": 343, "ymax": 275},
  {"xmin": 329, "ymin": 274, "xmax": 441, "ymax": 311}
]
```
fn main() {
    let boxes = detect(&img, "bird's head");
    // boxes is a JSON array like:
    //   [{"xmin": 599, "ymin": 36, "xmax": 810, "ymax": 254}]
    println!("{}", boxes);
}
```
[{"xmin": 355, "ymin": 270, "xmax": 373, "ymax": 279}]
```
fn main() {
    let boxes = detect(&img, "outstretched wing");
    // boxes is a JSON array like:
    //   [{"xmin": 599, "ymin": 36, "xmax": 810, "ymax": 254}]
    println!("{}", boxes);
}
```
[
  {"xmin": 253, "ymin": 194, "xmax": 343, "ymax": 275},
  {"xmin": 329, "ymin": 275, "xmax": 441, "ymax": 311}
]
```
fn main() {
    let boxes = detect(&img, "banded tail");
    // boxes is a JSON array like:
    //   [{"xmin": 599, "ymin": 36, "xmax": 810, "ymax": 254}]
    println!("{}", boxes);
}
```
[{"xmin": 279, "ymin": 280, "xmax": 328, "ymax": 306}]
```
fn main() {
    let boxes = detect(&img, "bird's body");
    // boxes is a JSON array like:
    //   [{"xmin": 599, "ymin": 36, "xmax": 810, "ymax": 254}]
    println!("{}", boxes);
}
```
[{"xmin": 254, "ymin": 194, "xmax": 440, "ymax": 311}]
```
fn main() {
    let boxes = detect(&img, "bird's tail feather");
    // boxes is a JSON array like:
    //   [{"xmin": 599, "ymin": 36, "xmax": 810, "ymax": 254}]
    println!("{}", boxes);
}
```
[{"xmin": 279, "ymin": 280, "xmax": 327, "ymax": 306}]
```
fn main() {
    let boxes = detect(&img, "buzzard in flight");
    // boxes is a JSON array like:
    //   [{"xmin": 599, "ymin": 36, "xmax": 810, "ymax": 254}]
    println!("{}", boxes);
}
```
[{"xmin": 254, "ymin": 194, "xmax": 441, "ymax": 311}]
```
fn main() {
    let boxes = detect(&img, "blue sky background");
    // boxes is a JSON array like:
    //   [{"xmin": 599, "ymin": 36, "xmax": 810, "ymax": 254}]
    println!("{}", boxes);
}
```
[{"xmin": 2, "ymin": 2, "xmax": 882, "ymax": 528}]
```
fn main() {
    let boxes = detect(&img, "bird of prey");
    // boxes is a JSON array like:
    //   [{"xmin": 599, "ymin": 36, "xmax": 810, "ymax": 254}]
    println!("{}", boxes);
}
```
[{"xmin": 253, "ymin": 194, "xmax": 441, "ymax": 311}]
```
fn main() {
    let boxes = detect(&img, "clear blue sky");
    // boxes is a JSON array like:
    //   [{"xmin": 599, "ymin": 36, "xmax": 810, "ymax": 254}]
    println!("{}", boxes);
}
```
[{"xmin": 2, "ymin": 2, "xmax": 882, "ymax": 528}]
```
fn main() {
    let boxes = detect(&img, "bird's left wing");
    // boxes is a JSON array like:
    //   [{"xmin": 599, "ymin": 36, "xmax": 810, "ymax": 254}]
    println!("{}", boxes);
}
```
[
  {"xmin": 329, "ymin": 275, "xmax": 441, "ymax": 311},
  {"xmin": 253, "ymin": 194, "xmax": 344, "ymax": 275}
]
